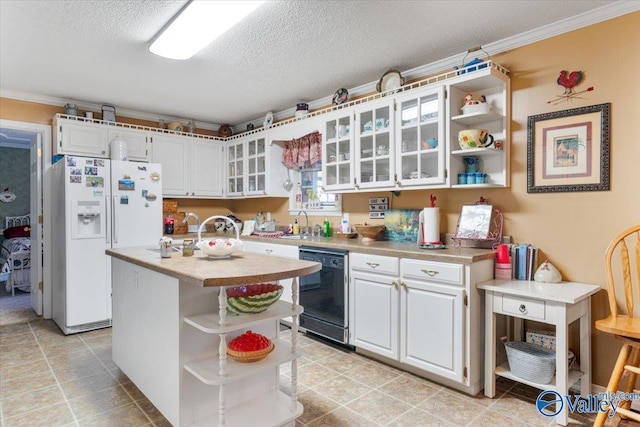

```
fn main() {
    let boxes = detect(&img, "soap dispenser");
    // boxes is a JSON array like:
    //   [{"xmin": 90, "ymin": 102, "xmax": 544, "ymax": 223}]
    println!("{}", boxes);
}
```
[{"xmin": 323, "ymin": 217, "xmax": 331, "ymax": 237}]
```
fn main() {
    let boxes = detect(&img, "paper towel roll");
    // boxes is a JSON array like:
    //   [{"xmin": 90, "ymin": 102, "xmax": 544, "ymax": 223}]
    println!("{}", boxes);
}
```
[{"xmin": 422, "ymin": 207, "xmax": 440, "ymax": 243}]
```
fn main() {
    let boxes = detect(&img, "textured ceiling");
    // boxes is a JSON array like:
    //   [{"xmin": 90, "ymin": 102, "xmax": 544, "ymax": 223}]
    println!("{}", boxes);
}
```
[{"xmin": 0, "ymin": 0, "xmax": 625, "ymax": 128}]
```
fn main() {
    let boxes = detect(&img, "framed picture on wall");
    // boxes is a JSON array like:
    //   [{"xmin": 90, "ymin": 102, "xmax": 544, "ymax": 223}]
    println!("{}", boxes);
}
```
[{"xmin": 527, "ymin": 103, "xmax": 611, "ymax": 193}]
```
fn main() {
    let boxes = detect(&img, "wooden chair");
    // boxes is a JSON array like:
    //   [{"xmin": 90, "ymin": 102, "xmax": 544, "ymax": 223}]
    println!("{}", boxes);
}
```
[{"xmin": 594, "ymin": 224, "xmax": 640, "ymax": 426}]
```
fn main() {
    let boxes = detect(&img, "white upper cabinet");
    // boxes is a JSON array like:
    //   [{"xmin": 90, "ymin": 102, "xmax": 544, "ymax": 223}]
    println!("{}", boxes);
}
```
[
  {"xmin": 54, "ymin": 116, "xmax": 151, "ymax": 162},
  {"xmin": 321, "ymin": 110, "xmax": 355, "ymax": 192},
  {"xmin": 151, "ymin": 133, "xmax": 224, "ymax": 198},
  {"xmin": 447, "ymin": 65, "xmax": 511, "ymax": 188},
  {"xmin": 107, "ymin": 128, "xmax": 150, "ymax": 162},
  {"xmin": 316, "ymin": 62, "xmax": 510, "ymax": 193},
  {"xmin": 354, "ymin": 98, "xmax": 396, "ymax": 189},
  {"xmin": 151, "ymin": 133, "xmax": 190, "ymax": 197},
  {"xmin": 54, "ymin": 116, "xmax": 109, "ymax": 158},
  {"xmin": 394, "ymin": 85, "xmax": 447, "ymax": 188},
  {"xmin": 225, "ymin": 130, "xmax": 290, "ymax": 198},
  {"xmin": 190, "ymin": 139, "xmax": 224, "ymax": 197}
]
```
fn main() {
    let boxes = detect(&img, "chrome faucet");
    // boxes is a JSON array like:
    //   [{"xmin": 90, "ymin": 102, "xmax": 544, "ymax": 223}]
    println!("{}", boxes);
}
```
[
  {"xmin": 182, "ymin": 212, "xmax": 200, "ymax": 243},
  {"xmin": 296, "ymin": 210, "xmax": 309, "ymax": 236}
]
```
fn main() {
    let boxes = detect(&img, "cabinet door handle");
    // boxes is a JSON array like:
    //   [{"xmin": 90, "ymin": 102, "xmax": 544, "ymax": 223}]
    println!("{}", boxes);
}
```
[
  {"xmin": 519, "ymin": 304, "xmax": 527, "ymax": 314},
  {"xmin": 400, "ymin": 281, "xmax": 407, "ymax": 288},
  {"xmin": 366, "ymin": 262, "xmax": 380, "ymax": 268},
  {"xmin": 391, "ymin": 280, "xmax": 398, "ymax": 288},
  {"xmin": 421, "ymin": 269, "xmax": 439, "ymax": 276}
]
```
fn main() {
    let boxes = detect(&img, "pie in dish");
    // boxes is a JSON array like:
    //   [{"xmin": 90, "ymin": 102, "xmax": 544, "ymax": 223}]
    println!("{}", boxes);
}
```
[{"xmin": 227, "ymin": 331, "xmax": 274, "ymax": 363}]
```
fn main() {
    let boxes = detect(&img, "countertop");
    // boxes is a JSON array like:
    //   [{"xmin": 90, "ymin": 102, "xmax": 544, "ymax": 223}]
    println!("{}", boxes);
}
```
[
  {"xmin": 106, "ymin": 246, "xmax": 321, "ymax": 288},
  {"xmin": 165, "ymin": 232, "xmax": 497, "ymax": 265}
]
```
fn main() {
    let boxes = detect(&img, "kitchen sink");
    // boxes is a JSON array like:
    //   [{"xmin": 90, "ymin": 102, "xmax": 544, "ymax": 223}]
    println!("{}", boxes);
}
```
[
  {"xmin": 279, "ymin": 234, "xmax": 312, "ymax": 240},
  {"xmin": 147, "ymin": 245, "xmax": 199, "ymax": 253}
]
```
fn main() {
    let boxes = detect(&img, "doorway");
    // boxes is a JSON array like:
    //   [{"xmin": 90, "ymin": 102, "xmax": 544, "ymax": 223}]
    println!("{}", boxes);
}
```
[{"xmin": 0, "ymin": 119, "xmax": 52, "ymax": 322}]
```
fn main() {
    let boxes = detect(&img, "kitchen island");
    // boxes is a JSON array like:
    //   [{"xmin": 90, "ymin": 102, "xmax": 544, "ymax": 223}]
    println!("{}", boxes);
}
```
[{"xmin": 106, "ymin": 246, "xmax": 320, "ymax": 427}]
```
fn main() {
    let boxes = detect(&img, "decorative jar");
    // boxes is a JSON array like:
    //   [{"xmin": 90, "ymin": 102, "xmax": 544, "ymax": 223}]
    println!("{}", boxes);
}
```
[{"xmin": 295, "ymin": 103, "xmax": 309, "ymax": 120}]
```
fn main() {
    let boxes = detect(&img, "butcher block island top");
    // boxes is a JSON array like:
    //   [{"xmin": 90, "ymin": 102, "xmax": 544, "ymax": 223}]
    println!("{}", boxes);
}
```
[{"xmin": 105, "ymin": 245, "xmax": 321, "ymax": 287}]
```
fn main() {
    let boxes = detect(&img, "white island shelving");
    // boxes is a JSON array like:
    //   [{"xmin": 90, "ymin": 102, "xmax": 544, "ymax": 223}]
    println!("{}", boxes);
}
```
[{"xmin": 106, "ymin": 246, "xmax": 320, "ymax": 427}]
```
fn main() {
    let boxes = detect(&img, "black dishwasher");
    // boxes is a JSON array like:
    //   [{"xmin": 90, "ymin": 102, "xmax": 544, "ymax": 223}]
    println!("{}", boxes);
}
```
[{"xmin": 298, "ymin": 246, "xmax": 352, "ymax": 348}]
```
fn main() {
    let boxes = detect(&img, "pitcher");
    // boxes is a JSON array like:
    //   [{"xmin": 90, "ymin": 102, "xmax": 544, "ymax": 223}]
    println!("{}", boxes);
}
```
[{"xmin": 463, "ymin": 157, "xmax": 482, "ymax": 173}]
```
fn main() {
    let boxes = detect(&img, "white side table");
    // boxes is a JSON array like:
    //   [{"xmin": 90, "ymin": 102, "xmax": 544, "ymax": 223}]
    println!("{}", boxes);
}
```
[{"xmin": 478, "ymin": 279, "xmax": 599, "ymax": 426}]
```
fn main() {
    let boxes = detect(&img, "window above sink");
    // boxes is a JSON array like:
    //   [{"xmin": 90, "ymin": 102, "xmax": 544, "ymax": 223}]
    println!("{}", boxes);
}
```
[{"xmin": 288, "ymin": 166, "xmax": 342, "ymax": 216}]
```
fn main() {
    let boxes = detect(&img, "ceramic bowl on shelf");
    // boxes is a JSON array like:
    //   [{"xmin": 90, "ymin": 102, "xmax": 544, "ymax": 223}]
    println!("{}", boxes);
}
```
[
  {"xmin": 353, "ymin": 224, "xmax": 385, "ymax": 242},
  {"xmin": 226, "ymin": 283, "xmax": 284, "ymax": 314}
]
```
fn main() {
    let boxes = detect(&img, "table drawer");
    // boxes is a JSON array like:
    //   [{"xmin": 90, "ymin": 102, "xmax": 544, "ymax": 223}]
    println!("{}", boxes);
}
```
[
  {"xmin": 350, "ymin": 253, "xmax": 398, "ymax": 275},
  {"xmin": 500, "ymin": 294, "xmax": 546, "ymax": 320},
  {"xmin": 400, "ymin": 259, "xmax": 463, "ymax": 285}
]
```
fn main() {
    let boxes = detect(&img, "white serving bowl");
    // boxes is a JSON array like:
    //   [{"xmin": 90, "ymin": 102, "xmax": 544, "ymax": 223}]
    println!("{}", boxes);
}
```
[{"xmin": 196, "ymin": 238, "xmax": 243, "ymax": 259}]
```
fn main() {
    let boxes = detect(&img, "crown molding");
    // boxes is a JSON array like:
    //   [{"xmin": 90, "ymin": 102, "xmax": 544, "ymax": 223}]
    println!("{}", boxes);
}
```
[
  {"xmin": 0, "ymin": 89, "xmax": 220, "ymax": 131},
  {"xmin": 235, "ymin": 2, "xmax": 638, "ymax": 132}
]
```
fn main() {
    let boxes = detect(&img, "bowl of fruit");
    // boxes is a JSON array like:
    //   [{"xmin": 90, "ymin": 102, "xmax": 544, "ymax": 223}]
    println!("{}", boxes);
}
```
[
  {"xmin": 227, "ymin": 330, "xmax": 274, "ymax": 363},
  {"xmin": 226, "ymin": 283, "xmax": 283, "ymax": 315}
]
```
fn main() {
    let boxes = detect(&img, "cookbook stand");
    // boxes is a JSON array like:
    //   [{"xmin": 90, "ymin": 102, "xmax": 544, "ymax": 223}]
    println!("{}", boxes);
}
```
[{"xmin": 452, "ymin": 200, "xmax": 503, "ymax": 249}]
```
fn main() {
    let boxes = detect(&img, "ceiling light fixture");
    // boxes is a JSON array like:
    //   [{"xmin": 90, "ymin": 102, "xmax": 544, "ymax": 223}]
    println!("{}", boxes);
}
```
[{"xmin": 149, "ymin": 0, "xmax": 265, "ymax": 60}]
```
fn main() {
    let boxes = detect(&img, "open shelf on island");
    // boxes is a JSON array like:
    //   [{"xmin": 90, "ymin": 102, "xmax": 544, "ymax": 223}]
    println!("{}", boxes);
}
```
[
  {"xmin": 184, "ymin": 301, "xmax": 303, "ymax": 334},
  {"xmin": 184, "ymin": 338, "xmax": 302, "ymax": 385},
  {"xmin": 189, "ymin": 389, "xmax": 302, "ymax": 427}
]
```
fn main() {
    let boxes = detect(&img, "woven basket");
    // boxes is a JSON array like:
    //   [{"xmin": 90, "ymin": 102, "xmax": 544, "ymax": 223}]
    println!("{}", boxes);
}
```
[{"xmin": 504, "ymin": 341, "xmax": 556, "ymax": 384}]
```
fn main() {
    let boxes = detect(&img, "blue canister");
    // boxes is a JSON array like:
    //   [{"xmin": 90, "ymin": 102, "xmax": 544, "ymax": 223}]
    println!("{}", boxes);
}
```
[
  {"xmin": 475, "ymin": 172, "xmax": 485, "ymax": 184},
  {"xmin": 458, "ymin": 173, "xmax": 466, "ymax": 185}
]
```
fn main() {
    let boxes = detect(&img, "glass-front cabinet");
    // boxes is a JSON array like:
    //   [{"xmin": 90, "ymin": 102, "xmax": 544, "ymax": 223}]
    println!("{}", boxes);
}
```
[
  {"xmin": 394, "ymin": 86, "xmax": 446, "ymax": 187},
  {"xmin": 226, "ymin": 130, "xmax": 289, "ymax": 198},
  {"xmin": 226, "ymin": 139, "xmax": 244, "ymax": 196},
  {"xmin": 322, "ymin": 111, "xmax": 354, "ymax": 191},
  {"xmin": 245, "ymin": 135, "xmax": 267, "ymax": 195},
  {"xmin": 354, "ymin": 99, "xmax": 395, "ymax": 189}
]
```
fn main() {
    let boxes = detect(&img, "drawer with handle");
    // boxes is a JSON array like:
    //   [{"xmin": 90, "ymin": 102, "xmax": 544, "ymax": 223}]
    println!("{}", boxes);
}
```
[
  {"xmin": 400, "ymin": 258, "xmax": 463, "ymax": 285},
  {"xmin": 499, "ymin": 293, "xmax": 546, "ymax": 321},
  {"xmin": 350, "ymin": 253, "xmax": 399, "ymax": 275}
]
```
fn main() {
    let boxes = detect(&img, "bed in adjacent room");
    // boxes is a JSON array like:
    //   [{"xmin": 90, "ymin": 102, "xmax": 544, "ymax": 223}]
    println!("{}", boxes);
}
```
[{"xmin": 0, "ymin": 214, "xmax": 31, "ymax": 295}]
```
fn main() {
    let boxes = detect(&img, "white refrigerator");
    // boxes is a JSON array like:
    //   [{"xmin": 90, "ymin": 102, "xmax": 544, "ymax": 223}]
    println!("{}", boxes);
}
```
[{"xmin": 51, "ymin": 156, "xmax": 162, "ymax": 334}]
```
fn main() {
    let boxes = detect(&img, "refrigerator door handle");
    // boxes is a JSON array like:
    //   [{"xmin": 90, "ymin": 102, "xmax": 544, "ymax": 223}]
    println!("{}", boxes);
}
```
[
  {"xmin": 105, "ymin": 195, "xmax": 111, "ymax": 245},
  {"xmin": 112, "ymin": 195, "xmax": 118, "ymax": 245}
]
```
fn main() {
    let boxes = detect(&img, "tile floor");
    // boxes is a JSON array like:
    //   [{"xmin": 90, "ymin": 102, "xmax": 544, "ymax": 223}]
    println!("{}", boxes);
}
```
[
  {"xmin": 0, "ymin": 288, "xmax": 38, "ymax": 327},
  {"xmin": 0, "ymin": 319, "xmax": 621, "ymax": 427}
]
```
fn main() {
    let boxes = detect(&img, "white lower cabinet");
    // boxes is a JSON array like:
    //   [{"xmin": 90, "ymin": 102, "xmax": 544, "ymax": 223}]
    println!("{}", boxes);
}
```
[
  {"xmin": 400, "ymin": 276, "xmax": 464, "ymax": 382},
  {"xmin": 350, "ymin": 252, "xmax": 492, "ymax": 394},
  {"xmin": 350, "ymin": 254, "xmax": 399, "ymax": 358}
]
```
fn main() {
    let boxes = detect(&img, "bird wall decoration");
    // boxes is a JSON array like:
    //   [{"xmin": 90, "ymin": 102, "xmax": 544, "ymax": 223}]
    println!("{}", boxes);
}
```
[
  {"xmin": 557, "ymin": 70, "xmax": 583, "ymax": 94},
  {"xmin": 547, "ymin": 69, "xmax": 594, "ymax": 104}
]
